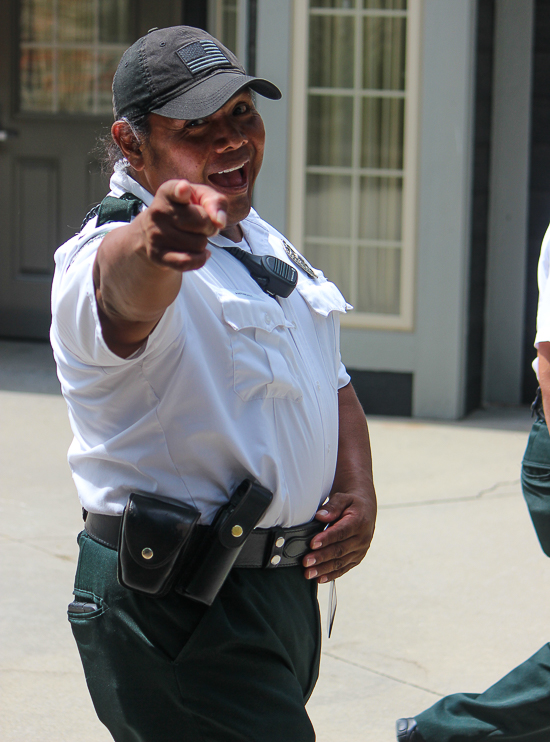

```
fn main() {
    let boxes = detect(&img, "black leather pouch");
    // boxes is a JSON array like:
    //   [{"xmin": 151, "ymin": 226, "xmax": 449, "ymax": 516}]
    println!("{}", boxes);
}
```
[{"xmin": 117, "ymin": 493, "xmax": 200, "ymax": 597}]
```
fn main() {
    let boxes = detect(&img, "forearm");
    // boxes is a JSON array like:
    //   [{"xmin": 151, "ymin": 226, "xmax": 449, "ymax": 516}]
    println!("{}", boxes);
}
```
[
  {"xmin": 91, "ymin": 179, "xmax": 225, "ymax": 358},
  {"xmin": 538, "ymin": 342, "xmax": 550, "ymax": 421},
  {"xmin": 330, "ymin": 382, "xmax": 376, "ymax": 502},
  {"xmin": 93, "ymin": 220, "xmax": 182, "ymax": 357},
  {"xmin": 95, "ymin": 216, "xmax": 181, "ymax": 311},
  {"xmin": 304, "ymin": 382, "xmax": 377, "ymax": 582}
]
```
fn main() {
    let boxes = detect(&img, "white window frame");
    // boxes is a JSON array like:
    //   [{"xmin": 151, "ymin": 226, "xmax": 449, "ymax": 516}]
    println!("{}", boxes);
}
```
[
  {"xmin": 207, "ymin": 0, "xmax": 248, "ymax": 64},
  {"xmin": 288, "ymin": 0, "xmax": 422, "ymax": 331}
]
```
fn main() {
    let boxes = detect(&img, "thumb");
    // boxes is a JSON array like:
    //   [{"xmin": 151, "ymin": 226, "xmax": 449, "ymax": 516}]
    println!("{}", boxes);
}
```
[{"xmin": 314, "ymin": 491, "xmax": 351, "ymax": 523}]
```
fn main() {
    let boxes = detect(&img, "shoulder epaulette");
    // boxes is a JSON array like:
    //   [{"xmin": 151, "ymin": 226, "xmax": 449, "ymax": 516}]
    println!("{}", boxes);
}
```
[
  {"xmin": 80, "ymin": 192, "xmax": 144, "ymax": 232},
  {"xmin": 80, "ymin": 204, "xmax": 101, "ymax": 231}
]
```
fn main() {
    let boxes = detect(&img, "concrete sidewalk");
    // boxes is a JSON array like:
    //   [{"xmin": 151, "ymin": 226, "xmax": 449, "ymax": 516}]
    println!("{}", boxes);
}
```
[{"xmin": 1, "ymin": 340, "xmax": 548, "ymax": 742}]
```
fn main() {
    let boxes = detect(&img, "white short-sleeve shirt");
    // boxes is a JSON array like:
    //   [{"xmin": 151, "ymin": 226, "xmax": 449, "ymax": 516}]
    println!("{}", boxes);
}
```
[
  {"xmin": 533, "ymin": 223, "xmax": 550, "ymax": 378},
  {"xmin": 51, "ymin": 170, "xmax": 351, "ymax": 526}
]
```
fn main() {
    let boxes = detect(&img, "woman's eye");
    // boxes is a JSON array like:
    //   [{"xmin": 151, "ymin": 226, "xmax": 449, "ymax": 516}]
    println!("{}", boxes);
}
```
[{"xmin": 186, "ymin": 118, "xmax": 206, "ymax": 129}]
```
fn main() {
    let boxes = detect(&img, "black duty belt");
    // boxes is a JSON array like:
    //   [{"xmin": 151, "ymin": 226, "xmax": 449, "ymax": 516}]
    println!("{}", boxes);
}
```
[{"xmin": 84, "ymin": 511, "xmax": 323, "ymax": 570}]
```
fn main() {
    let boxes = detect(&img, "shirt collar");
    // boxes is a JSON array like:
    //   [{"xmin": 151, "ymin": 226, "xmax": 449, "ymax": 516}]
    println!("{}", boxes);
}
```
[{"xmin": 109, "ymin": 168, "xmax": 155, "ymax": 207}]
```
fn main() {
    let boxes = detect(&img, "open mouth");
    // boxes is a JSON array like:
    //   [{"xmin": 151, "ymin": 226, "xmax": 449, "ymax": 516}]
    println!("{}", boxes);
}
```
[{"xmin": 208, "ymin": 161, "xmax": 249, "ymax": 191}]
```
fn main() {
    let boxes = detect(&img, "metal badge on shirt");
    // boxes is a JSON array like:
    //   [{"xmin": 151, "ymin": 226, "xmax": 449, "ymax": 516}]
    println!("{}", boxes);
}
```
[{"xmin": 282, "ymin": 240, "xmax": 318, "ymax": 279}]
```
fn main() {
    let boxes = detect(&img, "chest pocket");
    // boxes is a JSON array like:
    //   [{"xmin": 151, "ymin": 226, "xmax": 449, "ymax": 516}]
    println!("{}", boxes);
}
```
[
  {"xmin": 218, "ymin": 293, "xmax": 303, "ymax": 402},
  {"xmin": 296, "ymin": 279, "xmax": 350, "ymax": 389}
]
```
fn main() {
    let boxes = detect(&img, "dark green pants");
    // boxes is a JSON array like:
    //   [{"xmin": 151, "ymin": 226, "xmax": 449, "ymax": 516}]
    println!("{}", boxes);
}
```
[
  {"xmin": 69, "ymin": 532, "xmax": 321, "ymax": 742},
  {"xmin": 521, "ymin": 417, "xmax": 550, "ymax": 556},
  {"xmin": 415, "ymin": 417, "xmax": 550, "ymax": 741},
  {"xmin": 416, "ymin": 644, "xmax": 550, "ymax": 742}
]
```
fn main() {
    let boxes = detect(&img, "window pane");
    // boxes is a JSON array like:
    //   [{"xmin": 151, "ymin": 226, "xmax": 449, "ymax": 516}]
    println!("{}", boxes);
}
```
[
  {"xmin": 310, "ymin": 0, "xmax": 356, "ymax": 7},
  {"xmin": 359, "ymin": 176, "xmax": 402, "ymax": 240},
  {"xmin": 99, "ymin": 0, "xmax": 132, "ymax": 43},
  {"xmin": 363, "ymin": 16, "xmax": 406, "ymax": 90},
  {"xmin": 309, "ymin": 15, "xmax": 355, "ymax": 88},
  {"xmin": 357, "ymin": 247, "xmax": 401, "ymax": 314},
  {"xmin": 21, "ymin": 0, "xmax": 53, "ymax": 43},
  {"xmin": 98, "ymin": 51, "xmax": 121, "ymax": 111},
  {"xmin": 221, "ymin": 0, "xmax": 238, "ymax": 53},
  {"xmin": 20, "ymin": 0, "xmax": 132, "ymax": 114},
  {"xmin": 58, "ymin": 0, "xmax": 95, "ymax": 42},
  {"xmin": 58, "ymin": 50, "xmax": 94, "ymax": 112},
  {"xmin": 20, "ymin": 49, "xmax": 53, "ymax": 111},
  {"xmin": 363, "ymin": 0, "xmax": 407, "ymax": 8},
  {"xmin": 307, "ymin": 95, "xmax": 353, "ymax": 167},
  {"xmin": 304, "ymin": 0, "xmax": 411, "ymax": 321},
  {"xmin": 361, "ymin": 97, "xmax": 404, "ymax": 169},
  {"xmin": 306, "ymin": 175, "xmax": 352, "ymax": 238},
  {"xmin": 305, "ymin": 243, "xmax": 351, "ymax": 298},
  {"xmin": 209, "ymin": 0, "xmax": 238, "ymax": 55}
]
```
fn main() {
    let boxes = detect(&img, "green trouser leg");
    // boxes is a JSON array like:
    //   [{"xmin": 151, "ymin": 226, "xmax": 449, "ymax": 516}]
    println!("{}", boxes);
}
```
[
  {"xmin": 415, "ymin": 417, "xmax": 550, "ymax": 742},
  {"xmin": 521, "ymin": 417, "xmax": 550, "ymax": 556},
  {"xmin": 68, "ymin": 532, "xmax": 321, "ymax": 742},
  {"xmin": 415, "ymin": 644, "xmax": 550, "ymax": 741}
]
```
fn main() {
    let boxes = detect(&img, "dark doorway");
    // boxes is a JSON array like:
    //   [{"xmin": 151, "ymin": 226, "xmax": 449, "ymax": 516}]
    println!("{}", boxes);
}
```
[
  {"xmin": 182, "ymin": 0, "xmax": 207, "ymax": 29},
  {"xmin": 0, "ymin": 0, "xmax": 183, "ymax": 340},
  {"xmin": 465, "ymin": 0, "xmax": 495, "ymax": 413}
]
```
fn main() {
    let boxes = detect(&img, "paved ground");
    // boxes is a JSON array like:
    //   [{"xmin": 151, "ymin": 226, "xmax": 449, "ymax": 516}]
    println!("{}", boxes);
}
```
[{"xmin": 1, "ymin": 339, "xmax": 548, "ymax": 741}]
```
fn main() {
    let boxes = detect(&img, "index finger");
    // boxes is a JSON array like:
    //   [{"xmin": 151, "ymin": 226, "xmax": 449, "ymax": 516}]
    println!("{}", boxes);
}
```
[
  {"xmin": 187, "ymin": 182, "xmax": 228, "ymax": 229},
  {"xmin": 310, "ymin": 512, "xmax": 357, "ymax": 551},
  {"xmin": 161, "ymin": 179, "xmax": 227, "ymax": 230}
]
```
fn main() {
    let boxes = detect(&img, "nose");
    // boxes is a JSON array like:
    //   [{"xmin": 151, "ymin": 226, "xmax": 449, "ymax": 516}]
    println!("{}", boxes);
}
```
[{"xmin": 212, "ymin": 116, "xmax": 248, "ymax": 152}]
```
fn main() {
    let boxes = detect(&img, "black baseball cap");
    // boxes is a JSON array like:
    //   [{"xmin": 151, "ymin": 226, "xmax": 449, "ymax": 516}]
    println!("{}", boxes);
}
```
[{"xmin": 113, "ymin": 26, "xmax": 282, "ymax": 121}]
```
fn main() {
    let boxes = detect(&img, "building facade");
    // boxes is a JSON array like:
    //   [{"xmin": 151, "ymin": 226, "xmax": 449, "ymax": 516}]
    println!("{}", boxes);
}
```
[{"xmin": 0, "ymin": 0, "xmax": 547, "ymax": 418}]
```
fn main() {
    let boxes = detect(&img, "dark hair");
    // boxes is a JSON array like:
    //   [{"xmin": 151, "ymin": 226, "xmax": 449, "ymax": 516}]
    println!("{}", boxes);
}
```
[{"xmin": 94, "ymin": 112, "xmax": 151, "ymax": 176}]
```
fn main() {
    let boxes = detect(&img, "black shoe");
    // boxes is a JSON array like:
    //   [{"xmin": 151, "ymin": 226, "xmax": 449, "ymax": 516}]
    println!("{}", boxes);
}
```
[{"xmin": 396, "ymin": 718, "xmax": 426, "ymax": 742}]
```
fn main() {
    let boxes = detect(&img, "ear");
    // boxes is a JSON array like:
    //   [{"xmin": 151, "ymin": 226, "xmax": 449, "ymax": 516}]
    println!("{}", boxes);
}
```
[{"xmin": 111, "ymin": 120, "xmax": 145, "ymax": 171}]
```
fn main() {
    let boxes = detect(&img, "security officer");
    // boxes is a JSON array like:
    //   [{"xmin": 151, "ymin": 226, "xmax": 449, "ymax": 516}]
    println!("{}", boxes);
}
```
[
  {"xmin": 51, "ymin": 26, "xmax": 376, "ymax": 742},
  {"xmin": 396, "ymin": 223, "xmax": 550, "ymax": 742}
]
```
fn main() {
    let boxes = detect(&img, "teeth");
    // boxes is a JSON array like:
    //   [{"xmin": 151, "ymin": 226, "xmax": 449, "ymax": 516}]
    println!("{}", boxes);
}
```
[{"xmin": 216, "ymin": 162, "xmax": 246, "ymax": 175}]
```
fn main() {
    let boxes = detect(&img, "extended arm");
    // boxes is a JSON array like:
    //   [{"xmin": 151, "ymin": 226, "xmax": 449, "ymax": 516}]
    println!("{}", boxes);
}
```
[
  {"xmin": 303, "ymin": 382, "xmax": 377, "ymax": 582},
  {"xmin": 93, "ymin": 179, "xmax": 226, "ymax": 358}
]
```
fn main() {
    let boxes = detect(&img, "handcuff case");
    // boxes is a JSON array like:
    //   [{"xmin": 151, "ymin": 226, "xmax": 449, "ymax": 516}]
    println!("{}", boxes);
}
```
[{"xmin": 117, "ymin": 492, "xmax": 200, "ymax": 597}]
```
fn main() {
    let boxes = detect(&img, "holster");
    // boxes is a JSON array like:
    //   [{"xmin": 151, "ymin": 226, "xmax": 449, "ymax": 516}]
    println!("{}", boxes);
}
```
[
  {"xmin": 178, "ymin": 479, "xmax": 273, "ymax": 605},
  {"xmin": 117, "ymin": 492, "xmax": 200, "ymax": 597}
]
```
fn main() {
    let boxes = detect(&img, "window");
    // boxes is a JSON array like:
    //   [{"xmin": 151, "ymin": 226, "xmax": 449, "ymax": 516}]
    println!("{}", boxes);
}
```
[
  {"xmin": 289, "ymin": 0, "xmax": 421, "ymax": 329},
  {"xmin": 19, "ymin": 0, "xmax": 133, "ymax": 115},
  {"xmin": 208, "ymin": 0, "xmax": 248, "ymax": 65},
  {"xmin": 208, "ymin": 0, "xmax": 238, "ymax": 53}
]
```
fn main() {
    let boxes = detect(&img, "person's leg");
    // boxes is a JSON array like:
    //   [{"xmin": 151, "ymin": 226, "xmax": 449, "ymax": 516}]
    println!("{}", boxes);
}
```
[
  {"xmin": 172, "ymin": 566, "xmax": 321, "ymax": 741},
  {"xmin": 414, "ymin": 645, "xmax": 550, "ymax": 742},
  {"xmin": 69, "ymin": 532, "xmax": 320, "ymax": 742},
  {"xmin": 521, "ymin": 416, "xmax": 550, "ymax": 556}
]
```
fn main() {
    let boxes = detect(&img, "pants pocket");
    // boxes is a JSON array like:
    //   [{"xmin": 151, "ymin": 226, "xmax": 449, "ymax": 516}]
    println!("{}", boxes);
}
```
[{"xmin": 67, "ymin": 589, "xmax": 108, "ymax": 624}]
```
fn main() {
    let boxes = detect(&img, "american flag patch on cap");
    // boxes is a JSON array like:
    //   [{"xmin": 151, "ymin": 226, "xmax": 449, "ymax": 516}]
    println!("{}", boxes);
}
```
[{"xmin": 176, "ymin": 40, "xmax": 232, "ymax": 75}]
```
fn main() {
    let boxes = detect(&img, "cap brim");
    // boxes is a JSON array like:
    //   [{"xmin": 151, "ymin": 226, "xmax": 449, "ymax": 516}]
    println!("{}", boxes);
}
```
[{"xmin": 150, "ymin": 71, "xmax": 282, "ymax": 120}]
